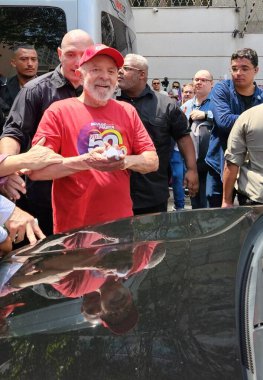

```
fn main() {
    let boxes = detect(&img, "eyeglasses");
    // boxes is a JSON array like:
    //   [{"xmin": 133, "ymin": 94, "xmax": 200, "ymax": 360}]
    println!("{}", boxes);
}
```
[
  {"xmin": 152, "ymin": 82, "xmax": 160, "ymax": 85},
  {"xmin": 193, "ymin": 78, "xmax": 212, "ymax": 83},
  {"xmin": 172, "ymin": 85, "xmax": 179, "ymax": 88},
  {"xmin": 122, "ymin": 66, "xmax": 142, "ymax": 72}
]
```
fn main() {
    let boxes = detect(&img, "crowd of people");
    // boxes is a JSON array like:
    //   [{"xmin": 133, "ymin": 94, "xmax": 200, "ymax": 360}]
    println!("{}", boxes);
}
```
[
  {"xmin": 0, "ymin": 34, "xmax": 262, "ymax": 252},
  {"xmin": 153, "ymin": 47, "xmax": 263, "ymax": 211}
]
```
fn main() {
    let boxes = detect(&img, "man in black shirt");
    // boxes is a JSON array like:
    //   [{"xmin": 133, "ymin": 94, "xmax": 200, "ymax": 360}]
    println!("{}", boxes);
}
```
[
  {"xmin": 0, "ymin": 29, "xmax": 94, "ymax": 236},
  {"xmin": 0, "ymin": 45, "xmax": 38, "ymax": 114},
  {"xmin": 117, "ymin": 54, "xmax": 198, "ymax": 214}
]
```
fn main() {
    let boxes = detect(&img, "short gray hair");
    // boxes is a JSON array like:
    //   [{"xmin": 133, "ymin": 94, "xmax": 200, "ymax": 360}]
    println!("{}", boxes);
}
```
[{"xmin": 125, "ymin": 54, "xmax": 149, "ymax": 72}]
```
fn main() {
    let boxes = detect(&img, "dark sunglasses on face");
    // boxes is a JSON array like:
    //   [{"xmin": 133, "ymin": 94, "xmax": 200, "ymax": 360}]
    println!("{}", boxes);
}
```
[{"xmin": 122, "ymin": 66, "xmax": 142, "ymax": 72}]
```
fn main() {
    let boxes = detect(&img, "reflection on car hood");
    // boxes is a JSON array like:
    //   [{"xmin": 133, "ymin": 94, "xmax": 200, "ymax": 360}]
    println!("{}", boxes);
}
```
[{"xmin": 0, "ymin": 206, "xmax": 263, "ymax": 379}]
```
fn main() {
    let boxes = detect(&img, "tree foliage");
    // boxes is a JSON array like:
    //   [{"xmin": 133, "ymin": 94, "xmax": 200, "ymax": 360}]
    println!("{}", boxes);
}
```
[{"xmin": 0, "ymin": 7, "xmax": 67, "ymax": 50}]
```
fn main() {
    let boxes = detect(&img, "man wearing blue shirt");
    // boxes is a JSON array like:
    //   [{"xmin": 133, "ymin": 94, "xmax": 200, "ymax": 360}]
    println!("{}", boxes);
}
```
[
  {"xmin": 205, "ymin": 48, "xmax": 263, "ymax": 207},
  {"xmin": 181, "ymin": 69, "xmax": 213, "ymax": 209}
]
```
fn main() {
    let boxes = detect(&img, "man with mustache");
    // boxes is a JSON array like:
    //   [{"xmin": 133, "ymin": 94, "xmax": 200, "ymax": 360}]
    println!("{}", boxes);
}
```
[{"xmin": 29, "ymin": 44, "xmax": 158, "ymax": 233}]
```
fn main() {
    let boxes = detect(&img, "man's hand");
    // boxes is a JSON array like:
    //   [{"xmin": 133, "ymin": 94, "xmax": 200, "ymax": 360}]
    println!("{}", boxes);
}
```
[
  {"xmin": 4, "ymin": 206, "xmax": 45, "ymax": 245},
  {"xmin": 82, "ymin": 145, "xmax": 158, "ymax": 174},
  {"xmin": 81, "ymin": 146, "xmax": 126, "ymax": 172},
  {"xmin": 177, "ymin": 135, "xmax": 199, "ymax": 197},
  {"xmin": 28, "ymin": 144, "xmax": 128, "ymax": 181},
  {"xmin": 1, "ymin": 173, "xmax": 26, "ymax": 201},
  {"xmin": 184, "ymin": 169, "xmax": 199, "ymax": 197},
  {"xmin": 221, "ymin": 201, "xmax": 234, "ymax": 208},
  {"xmin": 0, "ymin": 138, "xmax": 62, "ymax": 179},
  {"xmin": 20, "ymin": 137, "xmax": 63, "ymax": 170},
  {"xmin": 190, "ymin": 110, "xmax": 206, "ymax": 121}
]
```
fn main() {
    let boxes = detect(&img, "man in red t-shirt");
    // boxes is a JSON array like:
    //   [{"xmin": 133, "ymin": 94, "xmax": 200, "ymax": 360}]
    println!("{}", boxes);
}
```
[{"xmin": 30, "ymin": 44, "xmax": 158, "ymax": 233}]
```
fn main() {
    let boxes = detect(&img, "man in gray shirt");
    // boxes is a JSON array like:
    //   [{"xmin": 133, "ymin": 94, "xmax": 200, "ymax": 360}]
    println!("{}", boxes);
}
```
[{"xmin": 222, "ymin": 103, "xmax": 263, "ymax": 207}]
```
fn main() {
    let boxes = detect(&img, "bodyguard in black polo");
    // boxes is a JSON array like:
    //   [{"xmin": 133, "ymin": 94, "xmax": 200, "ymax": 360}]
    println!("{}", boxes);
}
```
[
  {"xmin": 0, "ymin": 30, "xmax": 94, "ymax": 237},
  {"xmin": 118, "ymin": 54, "xmax": 198, "ymax": 215}
]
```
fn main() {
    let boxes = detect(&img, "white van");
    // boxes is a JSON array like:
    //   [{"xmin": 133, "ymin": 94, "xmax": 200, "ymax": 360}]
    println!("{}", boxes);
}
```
[{"xmin": 0, "ymin": 0, "xmax": 137, "ymax": 77}]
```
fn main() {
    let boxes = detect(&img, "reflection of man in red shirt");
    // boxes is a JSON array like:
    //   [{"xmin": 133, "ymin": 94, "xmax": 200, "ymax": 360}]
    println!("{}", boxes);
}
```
[
  {"xmin": 77, "ymin": 241, "xmax": 166, "ymax": 334},
  {"xmin": 43, "ymin": 237, "xmax": 165, "ymax": 334},
  {"xmin": 81, "ymin": 279, "xmax": 138, "ymax": 335},
  {"xmin": 1, "ymin": 229, "xmax": 166, "ymax": 334},
  {"xmin": 52, "ymin": 238, "xmax": 163, "ymax": 298}
]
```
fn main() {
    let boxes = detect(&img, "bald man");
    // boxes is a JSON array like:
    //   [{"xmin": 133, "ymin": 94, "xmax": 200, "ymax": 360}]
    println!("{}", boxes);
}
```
[
  {"xmin": 0, "ymin": 29, "xmax": 94, "ymax": 236},
  {"xmin": 181, "ymin": 69, "xmax": 214, "ymax": 209},
  {"xmin": 118, "ymin": 54, "xmax": 198, "ymax": 214}
]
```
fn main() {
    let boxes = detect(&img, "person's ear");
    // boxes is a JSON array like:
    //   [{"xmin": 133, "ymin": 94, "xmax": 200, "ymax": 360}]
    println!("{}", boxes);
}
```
[
  {"xmin": 140, "ymin": 71, "xmax": 146, "ymax": 80},
  {"xmin": 57, "ymin": 47, "xmax": 62, "ymax": 62},
  {"xmin": 10, "ymin": 59, "xmax": 16, "ymax": 68},
  {"xmin": 255, "ymin": 66, "xmax": 259, "ymax": 74}
]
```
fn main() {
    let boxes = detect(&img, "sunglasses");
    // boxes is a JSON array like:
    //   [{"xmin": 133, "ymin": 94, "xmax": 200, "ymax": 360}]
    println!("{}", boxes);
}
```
[{"xmin": 122, "ymin": 66, "xmax": 142, "ymax": 72}]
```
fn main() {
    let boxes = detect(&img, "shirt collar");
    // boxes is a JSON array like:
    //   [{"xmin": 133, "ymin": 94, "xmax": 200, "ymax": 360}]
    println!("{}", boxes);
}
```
[
  {"xmin": 120, "ymin": 84, "xmax": 154, "ymax": 101},
  {"xmin": 51, "ymin": 65, "xmax": 81, "ymax": 94},
  {"xmin": 193, "ymin": 93, "xmax": 211, "ymax": 107}
]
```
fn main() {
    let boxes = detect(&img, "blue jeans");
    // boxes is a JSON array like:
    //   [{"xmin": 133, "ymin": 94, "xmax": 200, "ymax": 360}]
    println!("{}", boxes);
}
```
[
  {"xmin": 170, "ymin": 150, "xmax": 185, "ymax": 209},
  {"xmin": 206, "ymin": 167, "xmax": 222, "ymax": 208}
]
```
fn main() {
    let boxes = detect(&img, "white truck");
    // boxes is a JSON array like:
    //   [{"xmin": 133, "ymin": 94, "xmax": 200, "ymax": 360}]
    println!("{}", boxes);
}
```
[{"xmin": 0, "ymin": 0, "xmax": 137, "ymax": 77}]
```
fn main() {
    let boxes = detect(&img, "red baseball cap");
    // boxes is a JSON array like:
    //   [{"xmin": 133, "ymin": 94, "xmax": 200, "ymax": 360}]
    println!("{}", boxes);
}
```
[{"xmin": 79, "ymin": 44, "xmax": 124, "ymax": 68}]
